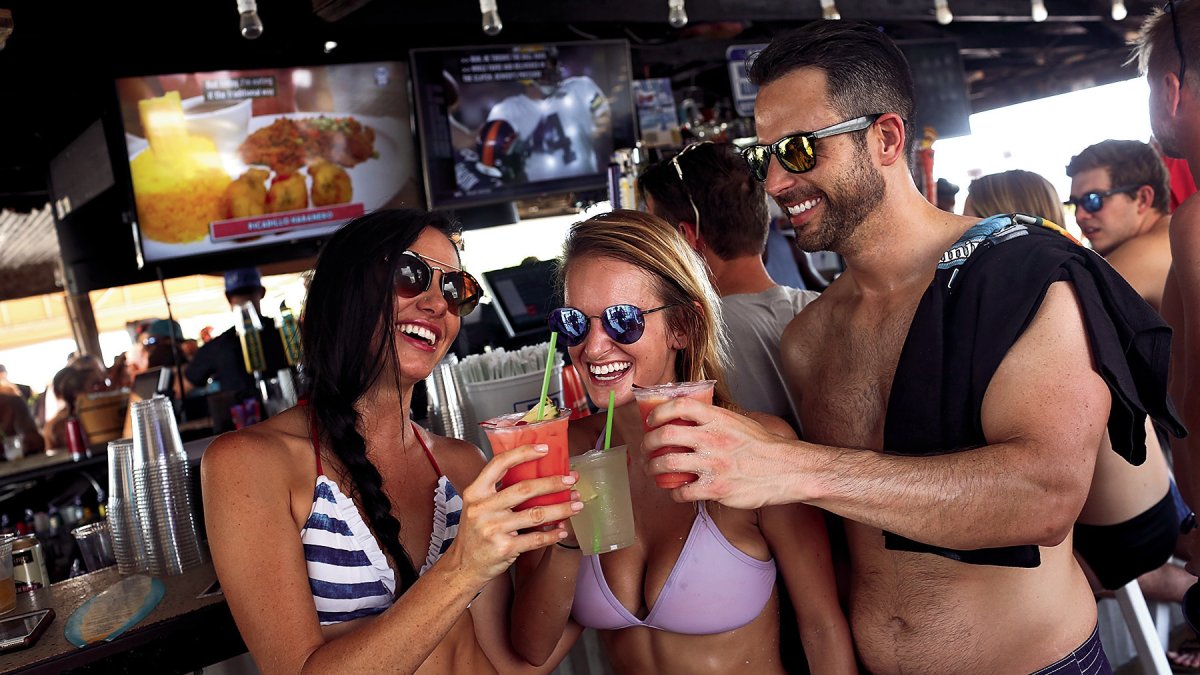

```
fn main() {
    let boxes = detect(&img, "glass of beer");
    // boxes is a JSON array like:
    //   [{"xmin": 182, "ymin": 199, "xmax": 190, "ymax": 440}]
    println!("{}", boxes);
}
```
[
  {"xmin": 633, "ymin": 380, "xmax": 715, "ymax": 489},
  {"xmin": 0, "ymin": 537, "xmax": 16, "ymax": 614}
]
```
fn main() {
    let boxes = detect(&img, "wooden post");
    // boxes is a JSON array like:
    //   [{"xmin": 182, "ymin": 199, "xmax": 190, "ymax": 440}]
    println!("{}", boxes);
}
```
[{"xmin": 63, "ymin": 291, "xmax": 103, "ymax": 363}]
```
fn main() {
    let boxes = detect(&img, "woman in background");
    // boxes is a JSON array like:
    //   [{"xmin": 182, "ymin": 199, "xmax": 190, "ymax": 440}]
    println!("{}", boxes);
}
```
[
  {"xmin": 511, "ymin": 210, "xmax": 855, "ymax": 674},
  {"xmin": 203, "ymin": 209, "xmax": 580, "ymax": 674}
]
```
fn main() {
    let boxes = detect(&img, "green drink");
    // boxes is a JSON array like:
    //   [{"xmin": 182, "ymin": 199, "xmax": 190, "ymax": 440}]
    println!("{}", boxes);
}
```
[{"xmin": 569, "ymin": 445, "xmax": 636, "ymax": 555}]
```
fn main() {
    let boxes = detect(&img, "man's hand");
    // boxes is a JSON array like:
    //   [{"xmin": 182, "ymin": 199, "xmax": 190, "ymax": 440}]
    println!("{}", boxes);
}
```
[{"xmin": 642, "ymin": 398, "xmax": 804, "ymax": 509}]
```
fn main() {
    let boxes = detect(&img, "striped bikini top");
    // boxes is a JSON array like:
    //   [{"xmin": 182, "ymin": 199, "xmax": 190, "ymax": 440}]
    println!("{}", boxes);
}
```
[{"xmin": 300, "ymin": 417, "xmax": 463, "ymax": 625}]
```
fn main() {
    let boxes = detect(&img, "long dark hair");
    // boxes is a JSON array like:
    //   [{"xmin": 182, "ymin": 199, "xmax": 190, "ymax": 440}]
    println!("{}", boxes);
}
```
[{"xmin": 301, "ymin": 208, "xmax": 461, "ymax": 594}]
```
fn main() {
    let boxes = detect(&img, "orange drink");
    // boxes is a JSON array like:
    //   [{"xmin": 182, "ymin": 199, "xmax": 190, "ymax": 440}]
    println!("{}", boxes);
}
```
[{"xmin": 633, "ymin": 381, "xmax": 715, "ymax": 489}]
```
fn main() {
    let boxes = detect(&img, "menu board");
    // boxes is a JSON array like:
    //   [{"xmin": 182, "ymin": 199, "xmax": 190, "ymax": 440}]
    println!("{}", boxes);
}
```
[{"xmin": 115, "ymin": 62, "xmax": 421, "ymax": 263}]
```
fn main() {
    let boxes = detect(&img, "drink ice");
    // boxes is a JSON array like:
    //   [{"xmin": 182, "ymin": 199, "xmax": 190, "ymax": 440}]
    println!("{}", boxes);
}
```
[{"xmin": 633, "ymin": 380, "xmax": 715, "ymax": 489}]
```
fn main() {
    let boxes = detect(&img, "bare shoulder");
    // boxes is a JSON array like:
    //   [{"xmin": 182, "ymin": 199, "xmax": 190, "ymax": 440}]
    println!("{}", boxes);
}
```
[
  {"xmin": 201, "ymin": 407, "xmax": 311, "ymax": 488},
  {"xmin": 746, "ymin": 411, "xmax": 798, "ymax": 441},
  {"xmin": 1172, "ymin": 195, "xmax": 1200, "ymax": 249},
  {"xmin": 422, "ymin": 428, "xmax": 487, "ymax": 485}
]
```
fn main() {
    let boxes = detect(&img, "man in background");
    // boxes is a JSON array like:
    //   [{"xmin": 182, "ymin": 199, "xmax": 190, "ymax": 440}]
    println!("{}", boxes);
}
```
[
  {"xmin": 0, "ymin": 365, "xmax": 29, "ymax": 400},
  {"xmin": 185, "ymin": 268, "xmax": 287, "ymax": 400},
  {"xmin": 1066, "ymin": 139, "xmax": 1173, "ymax": 311},
  {"xmin": 639, "ymin": 141, "xmax": 818, "ymax": 435}
]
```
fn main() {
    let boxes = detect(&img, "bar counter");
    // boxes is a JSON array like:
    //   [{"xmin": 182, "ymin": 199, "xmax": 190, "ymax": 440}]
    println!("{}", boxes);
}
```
[{"xmin": 0, "ymin": 562, "xmax": 245, "ymax": 674}]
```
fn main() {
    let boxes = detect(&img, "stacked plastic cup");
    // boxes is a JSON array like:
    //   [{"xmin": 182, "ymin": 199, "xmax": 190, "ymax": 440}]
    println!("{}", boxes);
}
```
[
  {"xmin": 130, "ymin": 396, "xmax": 205, "ymax": 576},
  {"xmin": 106, "ymin": 440, "xmax": 146, "ymax": 574}
]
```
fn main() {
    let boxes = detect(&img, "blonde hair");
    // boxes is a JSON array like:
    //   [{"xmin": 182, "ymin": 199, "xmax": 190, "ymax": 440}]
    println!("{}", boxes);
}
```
[
  {"xmin": 965, "ymin": 170, "xmax": 1066, "ymax": 226},
  {"xmin": 557, "ymin": 209, "xmax": 735, "ymax": 408}
]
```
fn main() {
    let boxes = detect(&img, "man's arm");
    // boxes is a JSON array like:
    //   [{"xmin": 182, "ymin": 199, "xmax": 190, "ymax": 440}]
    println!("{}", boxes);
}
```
[
  {"xmin": 644, "ymin": 281, "xmax": 1110, "ymax": 550},
  {"xmin": 1166, "ymin": 196, "xmax": 1200, "ymax": 513}
]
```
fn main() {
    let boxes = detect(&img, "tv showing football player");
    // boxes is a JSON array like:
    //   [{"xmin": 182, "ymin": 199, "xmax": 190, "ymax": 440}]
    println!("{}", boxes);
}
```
[{"xmin": 412, "ymin": 40, "xmax": 636, "ymax": 210}]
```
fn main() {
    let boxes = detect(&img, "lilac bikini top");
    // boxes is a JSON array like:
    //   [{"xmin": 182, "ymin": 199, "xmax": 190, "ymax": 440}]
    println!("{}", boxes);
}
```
[{"xmin": 571, "ymin": 501, "xmax": 777, "ymax": 635}]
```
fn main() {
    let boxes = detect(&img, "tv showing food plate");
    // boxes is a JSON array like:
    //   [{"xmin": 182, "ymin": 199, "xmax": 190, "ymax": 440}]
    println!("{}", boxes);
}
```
[
  {"xmin": 115, "ymin": 62, "xmax": 421, "ymax": 263},
  {"xmin": 411, "ymin": 40, "xmax": 637, "ymax": 210}
]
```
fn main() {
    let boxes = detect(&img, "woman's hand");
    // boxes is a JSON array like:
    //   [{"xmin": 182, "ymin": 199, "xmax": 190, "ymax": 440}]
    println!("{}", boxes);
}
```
[{"xmin": 449, "ymin": 444, "xmax": 583, "ymax": 587}]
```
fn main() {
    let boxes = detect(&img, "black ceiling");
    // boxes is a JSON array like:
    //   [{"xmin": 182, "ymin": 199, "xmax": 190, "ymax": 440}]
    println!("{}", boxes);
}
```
[{"xmin": 0, "ymin": 0, "xmax": 1161, "ymax": 213}]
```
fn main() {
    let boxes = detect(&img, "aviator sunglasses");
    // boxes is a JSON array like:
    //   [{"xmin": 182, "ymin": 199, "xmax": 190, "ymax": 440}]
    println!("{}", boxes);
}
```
[
  {"xmin": 741, "ymin": 113, "xmax": 884, "ymax": 181},
  {"xmin": 670, "ymin": 141, "xmax": 713, "ymax": 238},
  {"xmin": 548, "ymin": 304, "xmax": 677, "ymax": 347},
  {"xmin": 1166, "ymin": 0, "xmax": 1187, "ymax": 87},
  {"xmin": 393, "ymin": 250, "xmax": 483, "ymax": 316},
  {"xmin": 1063, "ymin": 185, "xmax": 1143, "ymax": 214}
]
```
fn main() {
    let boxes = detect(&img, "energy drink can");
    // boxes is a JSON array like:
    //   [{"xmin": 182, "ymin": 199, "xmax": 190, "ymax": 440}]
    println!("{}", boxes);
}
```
[{"xmin": 12, "ymin": 534, "xmax": 49, "ymax": 593}]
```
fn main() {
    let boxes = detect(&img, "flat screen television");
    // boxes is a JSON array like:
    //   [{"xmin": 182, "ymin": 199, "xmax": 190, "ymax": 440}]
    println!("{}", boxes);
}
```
[
  {"xmin": 411, "ymin": 40, "xmax": 637, "ymax": 210},
  {"xmin": 114, "ymin": 61, "xmax": 422, "ymax": 264}
]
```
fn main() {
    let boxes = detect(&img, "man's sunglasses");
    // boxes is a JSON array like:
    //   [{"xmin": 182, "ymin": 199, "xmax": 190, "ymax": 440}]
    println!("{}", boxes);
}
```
[
  {"xmin": 548, "ymin": 304, "xmax": 676, "ymax": 347},
  {"xmin": 741, "ymin": 113, "xmax": 884, "ymax": 181},
  {"xmin": 1166, "ymin": 0, "xmax": 1187, "ymax": 87},
  {"xmin": 1063, "ymin": 185, "xmax": 1142, "ymax": 214},
  {"xmin": 393, "ymin": 250, "xmax": 483, "ymax": 317}
]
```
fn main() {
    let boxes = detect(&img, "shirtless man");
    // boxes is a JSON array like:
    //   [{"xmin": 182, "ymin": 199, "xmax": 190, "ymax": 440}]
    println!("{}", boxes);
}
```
[
  {"xmin": 1066, "ymin": 139, "xmax": 1173, "ymax": 310},
  {"xmin": 640, "ymin": 22, "xmax": 1177, "ymax": 673},
  {"xmin": 1137, "ymin": 0, "xmax": 1200, "ymax": 578}
]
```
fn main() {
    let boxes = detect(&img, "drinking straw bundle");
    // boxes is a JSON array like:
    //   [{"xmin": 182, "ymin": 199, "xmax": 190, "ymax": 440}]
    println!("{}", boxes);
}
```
[{"xmin": 458, "ymin": 342, "xmax": 561, "ymax": 384}]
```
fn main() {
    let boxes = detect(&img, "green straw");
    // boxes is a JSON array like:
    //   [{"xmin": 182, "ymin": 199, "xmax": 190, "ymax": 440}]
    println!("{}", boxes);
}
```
[
  {"xmin": 536, "ymin": 332, "xmax": 558, "ymax": 421},
  {"xmin": 604, "ymin": 390, "xmax": 615, "ymax": 450}
]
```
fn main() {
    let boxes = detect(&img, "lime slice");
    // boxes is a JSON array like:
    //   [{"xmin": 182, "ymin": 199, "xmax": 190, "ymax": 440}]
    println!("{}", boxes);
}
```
[{"xmin": 576, "ymin": 480, "xmax": 600, "ymax": 503}]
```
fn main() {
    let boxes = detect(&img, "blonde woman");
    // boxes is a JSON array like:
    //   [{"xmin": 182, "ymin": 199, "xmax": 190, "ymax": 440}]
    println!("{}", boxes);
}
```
[{"xmin": 511, "ymin": 210, "xmax": 855, "ymax": 674}]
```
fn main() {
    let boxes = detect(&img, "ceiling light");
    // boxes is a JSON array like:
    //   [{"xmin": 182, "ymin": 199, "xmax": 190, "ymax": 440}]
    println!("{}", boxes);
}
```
[
  {"xmin": 324, "ymin": 40, "xmax": 337, "ymax": 53},
  {"xmin": 480, "ymin": 0, "xmax": 502, "ymax": 35},
  {"xmin": 934, "ymin": 0, "xmax": 953, "ymax": 24},
  {"xmin": 1031, "ymin": 0, "xmax": 1048, "ymax": 22},
  {"xmin": 0, "ymin": 9, "xmax": 12, "ymax": 51},
  {"xmin": 237, "ymin": 0, "xmax": 263, "ymax": 39},
  {"xmin": 668, "ymin": 0, "xmax": 689, "ymax": 28},
  {"xmin": 820, "ymin": 0, "xmax": 841, "ymax": 20},
  {"xmin": 1111, "ymin": 0, "xmax": 1128, "ymax": 21}
]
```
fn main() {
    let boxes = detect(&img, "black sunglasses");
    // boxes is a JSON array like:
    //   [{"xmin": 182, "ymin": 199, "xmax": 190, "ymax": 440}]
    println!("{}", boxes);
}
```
[
  {"xmin": 741, "ymin": 113, "xmax": 884, "ymax": 181},
  {"xmin": 1166, "ymin": 0, "xmax": 1188, "ymax": 87},
  {"xmin": 1063, "ymin": 184, "xmax": 1142, "ymax": 214},
  {"xmin": 548, "ymin": 304, "xmax": 676, "ymax": 347},
  {"xmin": 393, "ymin": 250, "xmax": 483, "ymax": 317}
]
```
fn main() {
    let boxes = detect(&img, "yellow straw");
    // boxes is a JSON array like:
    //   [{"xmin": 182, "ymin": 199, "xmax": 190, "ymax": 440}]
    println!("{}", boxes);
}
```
[
  {"xmin": 604, "ymin": 390, "xmax": 615, "ymax": 450},
  {"xmin": 536, "ymin": 332, "xmax": 558, "ymax": 421}
]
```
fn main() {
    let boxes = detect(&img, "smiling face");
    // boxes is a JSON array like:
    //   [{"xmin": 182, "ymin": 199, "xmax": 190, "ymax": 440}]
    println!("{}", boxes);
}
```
[
  {"xmin": 563, "ymin": 255, "xmax": 685, "ymax": 407},
  {"xmin": 391, "ymin": 226, "xmax": 463, "ymax": 382},
  {"xmin": 754, "ymin": 67, "xmax": 885, "ymax": 254},
  {"xmin": 1068, "ymin": 167, "xmax": 1141, "ymax": 256}
]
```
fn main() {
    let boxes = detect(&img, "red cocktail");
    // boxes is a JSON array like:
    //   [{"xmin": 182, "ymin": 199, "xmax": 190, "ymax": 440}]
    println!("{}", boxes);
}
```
[
  {"xmin": 633, "ymin": 381, "xmax": 715, "ymax": 489},
  {"xmin": 480, "ymin": 408, "xmax": 572, "ymax": 514}
]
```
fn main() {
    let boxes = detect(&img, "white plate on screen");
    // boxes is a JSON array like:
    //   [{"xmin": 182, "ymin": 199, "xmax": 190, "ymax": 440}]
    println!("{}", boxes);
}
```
[{"xmin": 129, "ymin": 113, "xmax": 416, "ymax": 263}]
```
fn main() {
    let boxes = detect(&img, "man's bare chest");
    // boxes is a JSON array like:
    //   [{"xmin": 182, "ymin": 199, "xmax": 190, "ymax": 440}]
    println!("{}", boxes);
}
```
[{"xmin": 795, "ymin": 309, "xmax": 916, "ymax": 449}]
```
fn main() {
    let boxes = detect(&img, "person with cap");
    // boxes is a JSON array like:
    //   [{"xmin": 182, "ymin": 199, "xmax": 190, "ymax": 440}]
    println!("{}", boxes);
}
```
[
  {"xmin": 936, "ymin": 177, "xmax": 960, "ymax": 213},
  {"xmin": 185, "ymin": 268, "xmax": 288, "ymax": 400}
]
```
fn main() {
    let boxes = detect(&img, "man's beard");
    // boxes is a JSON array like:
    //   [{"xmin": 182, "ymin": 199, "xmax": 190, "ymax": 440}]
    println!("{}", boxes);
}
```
[{"xmin": 793, "ymin": 145, "xmax": 886, "ymax": 254}]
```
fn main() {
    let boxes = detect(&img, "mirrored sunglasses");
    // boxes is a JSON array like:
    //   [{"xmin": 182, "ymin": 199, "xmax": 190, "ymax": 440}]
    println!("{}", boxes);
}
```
[
  {"xmin": 548, "ymin": 304, "xmax": 676, "ymax": 347},
  {"xmin": 741, "ymin": 113, "xmax": 883, "ymax": 181},
  {"xmin": 393, "ymin": 250, "xmax": 483, "ymax": 317},
  {"xmin": 1063, "ymin": 184, "xmax": 1141, "ymax": 215}
]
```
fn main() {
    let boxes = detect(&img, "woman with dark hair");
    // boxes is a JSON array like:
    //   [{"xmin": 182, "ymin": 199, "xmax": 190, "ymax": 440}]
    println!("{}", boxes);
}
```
[
  {"xmin": 203, "ymin": 209, "xmax": 582, "ymax": 673},
  {"xmin": 42, "ymin": 365, "xmax": 107, "ymax": 450}
]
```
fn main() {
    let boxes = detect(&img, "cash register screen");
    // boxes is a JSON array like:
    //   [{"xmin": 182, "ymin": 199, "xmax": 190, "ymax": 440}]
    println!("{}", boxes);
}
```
[{"xmin": 482, "ymin": 260, "xmax": 558, "ymax": 338}]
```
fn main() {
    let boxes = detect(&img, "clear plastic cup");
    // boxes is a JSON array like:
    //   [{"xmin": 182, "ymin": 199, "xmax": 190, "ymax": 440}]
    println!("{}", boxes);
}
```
[
  {"xmin": 633, "ymin": 380, "xmax": 716, "ymax": 489},
  {"xmin": 0, "ymin": 537, "xmax": 15, "ymax": 614},
  {"xmin": 72, "ymin": 522, "xmax": 117, "ymax": 573},
  {"xmin": 569, "ymin": 445, "xmax": 636, "ymax": 555},
  {"xmin": 480, "ymin": 410, "xmax": 572, "ymax": 516}
]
